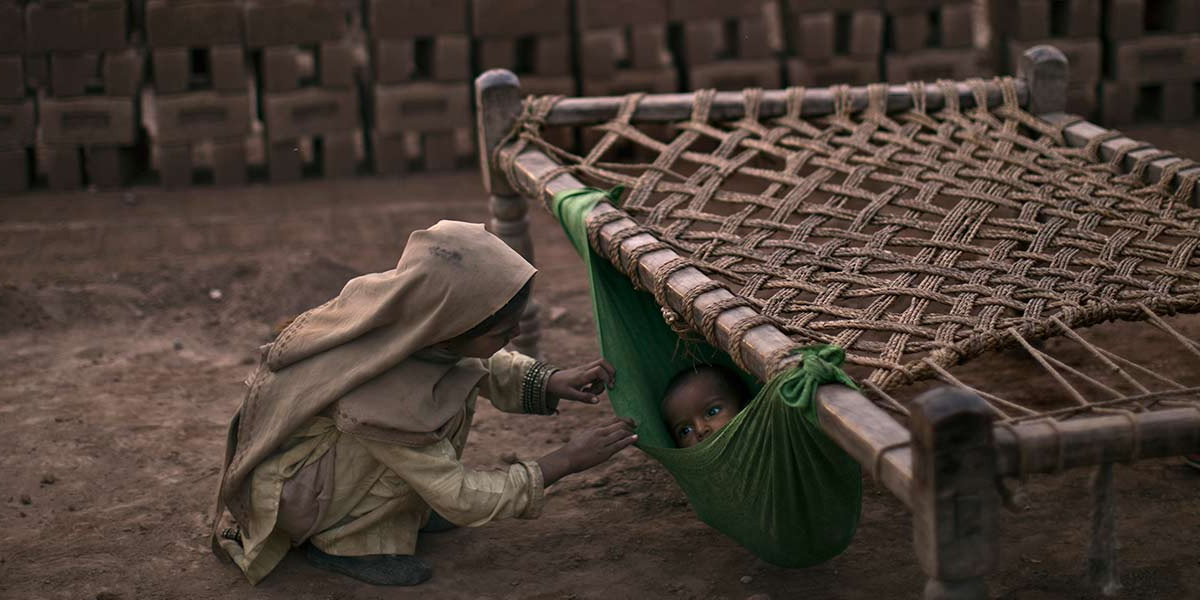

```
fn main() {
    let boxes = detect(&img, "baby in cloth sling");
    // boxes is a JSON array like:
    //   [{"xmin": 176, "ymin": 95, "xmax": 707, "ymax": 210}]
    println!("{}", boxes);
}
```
[{"xmin": 211, "ymin": 221, "xmax": 637, "ymax": 586}]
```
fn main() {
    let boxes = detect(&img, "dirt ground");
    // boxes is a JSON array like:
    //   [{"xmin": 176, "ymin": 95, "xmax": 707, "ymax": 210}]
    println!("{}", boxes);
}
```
[{"xmin": 2, "ymin": 124, "xmax": 1199, "ymax": 600}]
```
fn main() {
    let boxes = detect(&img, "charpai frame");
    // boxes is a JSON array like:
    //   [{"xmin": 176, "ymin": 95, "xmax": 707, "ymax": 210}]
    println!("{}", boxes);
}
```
[{"xmin": 474, "ymin": 46, "xmax": 1200, "ymax": 599}]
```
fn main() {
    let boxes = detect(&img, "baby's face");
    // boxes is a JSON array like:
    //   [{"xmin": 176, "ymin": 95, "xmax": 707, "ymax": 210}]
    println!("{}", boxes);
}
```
[{"xmin": 662, "ymin": 371, "xmax": 742, "ymax": 448}]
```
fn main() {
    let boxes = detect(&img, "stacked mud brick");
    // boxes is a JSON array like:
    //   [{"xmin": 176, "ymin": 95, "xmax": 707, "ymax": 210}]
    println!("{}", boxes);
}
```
[
  {"xmin": 0, "ymin": 1, "xmax": 34, "ymax": 194},
  {"xmin": 145, "ymin": 0, "xmax": 254, "ymax": 187},
  {"xmin": 779, "ymin": 1, "xmax": 883, "ymax": 86},
  {"xmin": 367, "ymin": 0, "xmax": 473, "ymax": 174},
  {"xmin": 576, "ymin": 0, "xmax": 676, "ymax": 96},
  {"xmin": 991, "ymin": 0, "xmax": 1101, "ymax": 117},
  {"xmin": 883, "ymin": 0, "xmax": 981, "ymax": 82},
  {"xmin": 474, "ymin": 0, "xmax": 572, "ymax": 96},
  {"xmin": 1101, "ymin": 0, "xmax": 1200, "ymax": 125},
  {"xmin": 25, "ymin": 0, "xmax": 143, "ymax": 189},
  {"xmin": 474, "ymin": 0, "xmax": 574, "ymax": 147},
  {"xmin": 247, "ymin": 0, "xmax": 362, "ymax": 181},
  {"xmin": 670, "ymin": 0, "xmax": 780, "ymax": 90},
  {"xmin": 574, "ymin": 0, "xmax": 676, "ymax": 157}
]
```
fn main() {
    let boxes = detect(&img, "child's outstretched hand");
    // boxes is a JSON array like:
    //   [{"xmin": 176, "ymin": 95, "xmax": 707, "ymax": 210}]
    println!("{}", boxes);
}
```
[
  {"xmin": 537, "ymin": 417, "xmax": 637, "ymax": 486},
  {"xmin": 546, "ymin": 358, "xmax": 616, "ymax": 404}
]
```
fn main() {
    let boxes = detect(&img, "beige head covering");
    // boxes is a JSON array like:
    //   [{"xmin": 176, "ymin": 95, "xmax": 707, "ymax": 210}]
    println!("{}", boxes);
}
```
[{"xmin": 212, "ymin": 221, "xmax": 535, "ymax": 546}]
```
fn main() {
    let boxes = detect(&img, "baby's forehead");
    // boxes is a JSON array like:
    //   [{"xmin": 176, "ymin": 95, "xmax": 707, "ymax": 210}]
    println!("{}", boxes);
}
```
[
  {"xmin": 679, "ymin": 368, "xmax": 736, "ymax": 391},
  {"xmin": 678, "ymin": 370, "xmax": 725, "ymax": 391},
  {"xmin": 663, "ymin": 369, "xmax": 736, "ymax": 407}
]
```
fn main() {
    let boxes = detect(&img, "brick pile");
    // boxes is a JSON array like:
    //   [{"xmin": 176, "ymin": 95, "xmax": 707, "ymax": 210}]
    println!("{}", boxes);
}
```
[
  {"xmin": 367, "ymin": 0, "xmax": 473, "ymax": 174},
  {"xmin": 11, "ymin": 0, "xmax": 1200, "ymax": 196},
  {"xmin": 247, "ymin": 0, "xmax": 362, "ymax": 181},
  {"xmin": 25, "ymin": 0, "xmax": 142, "ymax": 190},
  {"xmin": 474, "ymin": 0, "xmax": 574, "ymax": 95},
  {"xmin": 0, "ymin": 0, "xmax": 34, "ymax": 194},
  {"xmin": 145, "ymin": 0, "xmax": 255, "ymax": 187},
  {"xmin": 576, "ymin": 0, "xmax": 675, "ymax": 96},
  {"xmin": 474, "ymin": 0, "xmax": 574, "ymax": 148},
  {"xmin": 780, "ymin": 0, "xmax": 884, "ymax": 86},
  {"xmin": 1100, "ymin": 0, "xmax": 1200, "ymax": 125},
  {"xmin": 883, "ymin": 0, "xmax": 982, "ymax": 82},
  {"xmin": 991, "ymin": 0, "xmax": 1101, "ymax": 118},
  {"xmin": 669, "ymin": 0, "xmax": 780, "ymax": 91}
]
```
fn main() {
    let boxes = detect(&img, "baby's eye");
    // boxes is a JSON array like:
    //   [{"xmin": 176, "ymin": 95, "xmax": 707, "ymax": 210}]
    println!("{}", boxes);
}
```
[
  {"xmin": 678, "ymin": 425, "xmax": 694, "ymax": 437},
  {"xmin": 705, "ymin": 405, "xmax": 722, "ymax": 417}
]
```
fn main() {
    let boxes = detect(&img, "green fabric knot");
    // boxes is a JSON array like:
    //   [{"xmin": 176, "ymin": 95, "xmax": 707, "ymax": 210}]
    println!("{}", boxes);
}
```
[
  {"xmin": 778, "ymin": 345, "xmax": 858, "ymax": 409},
  {"xmin": 603, "ymin": 185, "xmax": 626, "ymax": 203}
]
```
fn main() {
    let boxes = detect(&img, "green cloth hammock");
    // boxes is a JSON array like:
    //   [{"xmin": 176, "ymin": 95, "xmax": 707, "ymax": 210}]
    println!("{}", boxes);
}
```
[{"xmin": 551, "ymin": 187, "xmax": 863, "ymax": 568}]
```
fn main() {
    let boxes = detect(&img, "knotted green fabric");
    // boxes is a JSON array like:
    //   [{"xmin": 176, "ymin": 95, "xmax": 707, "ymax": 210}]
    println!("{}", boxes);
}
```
[{"xmin": 552, "ymin": 187, "xmax": 862, "ymax": 567}]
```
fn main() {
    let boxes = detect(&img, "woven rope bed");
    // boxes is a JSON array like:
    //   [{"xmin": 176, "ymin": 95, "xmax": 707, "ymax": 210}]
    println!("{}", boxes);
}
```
[{"xmin": 475, "ymin": 46, "xmax": 1200, "ymax": 599}]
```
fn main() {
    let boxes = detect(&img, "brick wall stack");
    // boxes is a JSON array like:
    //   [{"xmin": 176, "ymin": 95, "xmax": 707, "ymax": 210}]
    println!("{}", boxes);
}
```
[
  {"xmin": 13, "ymin": 1, "xmax": 1200, "ymax": 196},
  {"xmin": 576, "ymin": 0, "xmax": 675, "ymax": 96},
  {"xmin": 367, "ymin": 0, "xmax": 473, "ymax": 174},
  {"xmin": 25, "ymin": 0, "xmax": 142, "ymax": 190},
  {"xmin": 781, "ymin": 1, "xmax": 883, "ymax": 86},
  {"xmin": 473, "ymin": 0, "xmax": 573, "ymax": 95},
  {"xmin": 575, "ymin": 0, "xmax": 676, "ymax": 157},
  {"xmin": 1100, "ymin": 0, "xmax": 1200, "ymax": 125},
  {"xmin": 145, "ymin": 0, "xmax": 254, "ymax": 187},
  {"xmin": 669, "ymin": 0, "xmax": 780, "ymax": 90},
  {"xmin": 883, "ymin": 0, "xmax": 982, "ymax": 82},
  {"xmin": 991, "ymin": 0, "xmax": 1101, "ymax": 118},
  {"xmin": 473, "ymin": 0, "xmax": 574, "ymax": 148},
  {"xmin": 246, "ymin": 0, "xmax": 362, "ymax": 181},
  {"xmin": 0, "ymin": 1, "xmax": 34, "ymax": 194}
]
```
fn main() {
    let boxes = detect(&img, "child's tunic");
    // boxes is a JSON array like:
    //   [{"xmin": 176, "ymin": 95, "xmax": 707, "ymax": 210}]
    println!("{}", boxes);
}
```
[{"xmin": 222, "ymin": 350, "xmax": 553, "ymax": 584}]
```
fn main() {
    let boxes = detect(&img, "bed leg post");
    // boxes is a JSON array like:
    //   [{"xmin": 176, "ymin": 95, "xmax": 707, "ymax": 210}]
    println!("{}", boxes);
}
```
[
  {"xmin": 1085, "ymin": 463, "xmax": 1121, "ymax": 596},
  {"xmin": 910, "ymin": 387, "xmax": 999, "ymax": 600},
  {"xmin": 476, "ymin": 69, "xmax": 541, "ymax": 357},
  {"xmin": 1018, "ymin": 45, "xmax": 1068, "ymax": 116},
  {"xmin": 490, "ymin": 193, "xmax": 541, "ymax": 356}
]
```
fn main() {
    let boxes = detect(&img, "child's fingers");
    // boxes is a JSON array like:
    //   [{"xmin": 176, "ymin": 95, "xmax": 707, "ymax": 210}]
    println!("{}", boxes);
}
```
[
  {"xmin": 578, "ymin": 365, "xmax": 610, "ymax": 388},
  {"xmin": 606, "ymin": 433, "xmax": 638, "ymax": 453},
  {"xmin": 593, "ymin": 359, "xmax": 616, "ymax": 386},
  {"xmin": 601, "ymin": 426, "xmax": 635, "ymax": 446},
  {"xmin": 597, "ymin": 418, "xmax": 633, "ymax": 435},
  {"xmin": 560, "ymin": 387, "xmax": 601, "ymax": 404},
  {"xmin": 581, "ymin": 380, "xmax": 606, "ymax": 395}
]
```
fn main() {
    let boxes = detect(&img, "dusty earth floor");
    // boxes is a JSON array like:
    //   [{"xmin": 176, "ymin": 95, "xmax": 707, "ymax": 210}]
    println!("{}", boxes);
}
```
[{"xmin": 2, "ymin": 125, "xmax": 1199, "ymax": 600}]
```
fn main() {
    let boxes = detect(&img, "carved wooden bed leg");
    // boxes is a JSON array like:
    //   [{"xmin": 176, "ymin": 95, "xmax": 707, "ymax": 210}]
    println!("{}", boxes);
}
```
[
  {"xmin": 489, "ymin": 193, "xmax": 541, "ymax": 356},
  {"xmin": 910, "ymin": 387, "xmax": 999, "ymax": 600},
  {"xmin": 475, "ymin": 69, "xmax": 541, "ymax": 357}
]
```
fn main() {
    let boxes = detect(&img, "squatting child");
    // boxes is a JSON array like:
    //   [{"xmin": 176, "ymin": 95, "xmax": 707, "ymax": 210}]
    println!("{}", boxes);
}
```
[{"xmin": 211, "ymin": 221, "xmax": 637, "ymax": 586}]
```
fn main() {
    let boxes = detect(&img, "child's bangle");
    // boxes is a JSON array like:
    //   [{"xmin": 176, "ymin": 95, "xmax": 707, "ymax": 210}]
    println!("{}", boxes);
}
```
[{"xmin": 521, "ymin": 361, "xmax": 560, "ymax": 415}]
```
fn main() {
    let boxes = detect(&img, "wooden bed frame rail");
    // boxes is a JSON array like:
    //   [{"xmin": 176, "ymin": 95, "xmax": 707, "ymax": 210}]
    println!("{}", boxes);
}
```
[
  {"xmin": 474, "ymin": 45, "xmax": 1200, "ymax": 600},
  {"xmin": 536, "ymin": 80, "xmax": 1029, "ymax": 126}
]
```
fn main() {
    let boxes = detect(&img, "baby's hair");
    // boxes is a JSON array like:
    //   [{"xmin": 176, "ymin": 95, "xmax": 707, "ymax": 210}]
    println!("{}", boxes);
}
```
[
  {"xmin": 456, "ymin": 278, "xmax": 533, "ymax": 339},
  {"xmin": 661, "ymin": 363, "xmax": 750, "ymax": 411}
]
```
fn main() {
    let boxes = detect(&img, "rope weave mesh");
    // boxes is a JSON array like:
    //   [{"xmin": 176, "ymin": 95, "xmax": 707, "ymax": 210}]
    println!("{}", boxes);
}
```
[{"xmin": 504, "ymin": 77, "xmax": 1200, "ymax": 424}]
